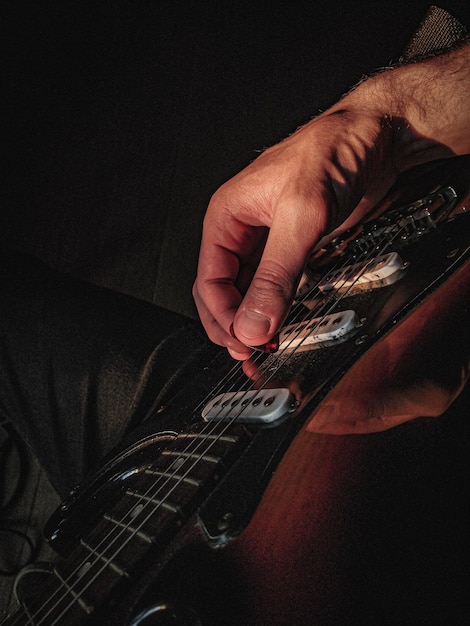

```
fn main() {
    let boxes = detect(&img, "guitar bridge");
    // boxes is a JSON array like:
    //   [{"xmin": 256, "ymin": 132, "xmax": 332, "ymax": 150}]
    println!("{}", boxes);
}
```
[{"xmin": 296, "ymin": 187, "xmax": 458, "ymax": 304}]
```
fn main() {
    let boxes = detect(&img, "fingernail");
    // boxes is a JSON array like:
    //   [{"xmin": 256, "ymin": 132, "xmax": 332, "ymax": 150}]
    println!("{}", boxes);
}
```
[
  {"xmin": 230, "ymin": 322, "xmax": 279, "ymax": 354},
  {"xmin": 238, "ymin": 309, "xmax": 272, "ymax": 339}
]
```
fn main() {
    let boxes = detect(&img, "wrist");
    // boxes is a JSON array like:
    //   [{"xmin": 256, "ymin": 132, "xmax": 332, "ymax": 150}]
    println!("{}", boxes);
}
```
[{"xmin": 336, "ymin": 42, "xmax": 470, "ymax": 172}]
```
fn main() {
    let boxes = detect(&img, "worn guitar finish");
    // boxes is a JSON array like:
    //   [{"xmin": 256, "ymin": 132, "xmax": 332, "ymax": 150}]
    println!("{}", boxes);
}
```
[{"xmin": 3, "ymin": 157, "xmax": 470, "ymax": 625}]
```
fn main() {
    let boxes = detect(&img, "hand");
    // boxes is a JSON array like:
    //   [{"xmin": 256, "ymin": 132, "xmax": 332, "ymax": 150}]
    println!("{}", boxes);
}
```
[
  {"xmin": 193, "ymin": 108, "xmax": 397, "ymax": 359},
  {"xmin": 193, "ymin": 42, "xmax": 470, "ymax": 359}
]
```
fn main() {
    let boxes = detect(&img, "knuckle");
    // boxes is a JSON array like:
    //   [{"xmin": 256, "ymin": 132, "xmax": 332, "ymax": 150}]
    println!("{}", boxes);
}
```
[{"xmin": 250, "ymin": 262, "xmax": 295, "ymax": 303}]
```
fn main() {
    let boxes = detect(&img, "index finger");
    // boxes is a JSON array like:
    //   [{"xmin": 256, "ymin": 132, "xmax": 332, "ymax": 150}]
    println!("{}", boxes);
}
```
[{"xmin": 194, "ymin": 209, "xmax": 267, "ymax": 347}]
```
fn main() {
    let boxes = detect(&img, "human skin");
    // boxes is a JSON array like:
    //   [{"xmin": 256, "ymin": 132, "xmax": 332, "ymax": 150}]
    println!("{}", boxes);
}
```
[{"xmin": 193, "ymin": 40, "xmax": 470, "ymax": 361}]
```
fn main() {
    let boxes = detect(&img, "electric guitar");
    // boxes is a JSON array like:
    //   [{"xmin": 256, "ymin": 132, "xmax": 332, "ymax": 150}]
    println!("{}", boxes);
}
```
[{"xmin": 3, "ymin": 156, "xmax": 470, "ymax": 625}]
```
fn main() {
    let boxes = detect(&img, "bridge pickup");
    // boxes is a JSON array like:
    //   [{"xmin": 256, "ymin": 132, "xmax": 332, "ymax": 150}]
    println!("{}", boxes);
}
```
[
  {"xmin": 296, "ymin": 251, "xmax": 406, "ymax": 301},
  {"xmin": 319, "ymin": 251, "xmax": 406, "ymax": 293},
  {"xmin": 279, "ymin": 309, "xmax": 360, "ymax": 352},
  {"xmin": 202, "ymin": 388, "xmax": 296, "ymax": 425}
]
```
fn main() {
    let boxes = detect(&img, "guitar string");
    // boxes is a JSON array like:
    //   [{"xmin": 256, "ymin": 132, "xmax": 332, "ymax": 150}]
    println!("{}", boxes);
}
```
[
  {"xmin": 17, "ymin": 222, "xmax": 400, "ymax": 626},
  {"xmin": 146, "ymin": 206, "xmax": 395, "ymax": 419},
  {"xmin": 183, "ymin": 228, "xmax": 378, "ymax": 400},
  {"xmin": 12, "ymin": 218, "xmax": 401, "ymax": 626},
  {"xmin": 136, "ymin": 212, "xmax": 390, "ymax": 426},
  {"xmin": 87, "ymin": 191, "xmax": 458, "ymax": 620},
  {"xmin": 12, "ymin": 185, "xmax": 448, "ymax": 624},
  {"xmin": 13, "ymin": 191, "xmax": 454, "ymax": 625},
  {"xmin": 245, "ymin": 231, "xmax": 401, "ymax": 386},
  {"xmin": 69, "ymin": 245, "xmax": 399, "ymax": 621},
  {"xmin": 48, "ymin": 254, "xmax": 408, "ymax": 624},
  {"xmin": 14, "ymin": 247, "xmax": 364, "ymax": 620},
  {"xmin": 16, "ymin": 216, "xmax": 407, "ymax": 625}
]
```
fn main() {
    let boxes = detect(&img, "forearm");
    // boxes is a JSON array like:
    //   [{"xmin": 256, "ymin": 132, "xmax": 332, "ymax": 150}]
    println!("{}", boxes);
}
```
[
  {"xmin": 331, "ymin": 38, "xmax": 470, "ymax": 172},
  {"xmin": 194, "ymin": 37, "xmax": 470, "ymax": 356}
]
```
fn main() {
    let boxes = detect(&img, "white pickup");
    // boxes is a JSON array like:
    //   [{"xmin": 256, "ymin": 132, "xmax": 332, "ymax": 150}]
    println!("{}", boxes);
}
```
[
  {"xmin": 296, "ymin": 251, "xmax": 406, "ymax": 300},
  {"xmin": 202, "ymin": 388, "xmax": 296, "ymax": 424},
  {"xmin": 279, "ymin": 309, "xmax": 360, "ymax": 352},
  {"xmin": 319, "ymin": 251, "xmax": 406, "ymax": 292}
]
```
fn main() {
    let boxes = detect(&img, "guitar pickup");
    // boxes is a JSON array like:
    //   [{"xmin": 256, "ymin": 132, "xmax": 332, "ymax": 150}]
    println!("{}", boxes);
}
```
[
  {"xmin": 319, "ymin": 252, "xmax": 407, "ymax": 293},
  {"xmin": 296, "ymin": 251, "xmax": 407, "ymax": 301},
  {"xmin": 202, "ymin": 388, "xmax": 297, "ymax": 425},
  {"xmin": 279, "ymin": 309, "xmax": 360, "ymax": 352}
]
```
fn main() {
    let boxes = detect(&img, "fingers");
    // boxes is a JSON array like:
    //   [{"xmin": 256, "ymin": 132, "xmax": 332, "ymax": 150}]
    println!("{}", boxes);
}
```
[
  {"xmin": 193, "ymin": 202, "xmax": 268, "ymax": 358},
  {"xmin": 194, "ymin": 193, "xmax": 328, "ymax": 355},
  {"xmin": 192, "ymin": 281, "xmax": 253, "ymax": 360},
  {"xmin": 232, "ymin": 203, "xmax": 326, "ymax": 346},
  {"xmin": 193, "ymin": 108, "xmax": 392, "ymax": 356}
]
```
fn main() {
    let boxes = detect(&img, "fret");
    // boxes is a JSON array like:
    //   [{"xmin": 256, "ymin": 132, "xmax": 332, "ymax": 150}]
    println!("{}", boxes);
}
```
[
  {"xmin": 126, "ymin": 488, "xmax": 182, "ymax": 515},
  {"xmin": 103, "ymin": 512, "xmax": 155, "ymax": 544},
  {"xmin": 1, "ymin": 414, "xmax": 250, "ymax": 625},
  {"xmin": 150, "ymin": 452, "xmax": 220, "ymax": 485},
  {"xmin": 161, "ymin": 449, "xmax": 221, "ymax": 464},
  {"xmin": 105, "ymin": 489, "xmax": 181, "ymax": 544},
  {"xmin": 166, "ymin": 429, "xmax": 244, "ymax": 461},
  {"xmin": 144, "ymin": 428, "xmax": 246, "ymax": 489},
  {"xmin": 144, "ymin": 467, "xmax": 202, "ymax": 487},
  {"xmin": 80, "ymin": 539, "xmax": 129, "ymax": 578},
  {"xmin": 132, "ymin": 455, "xmax": 220, "ymax": 499},
  {"xmin": 1, "ymin": 567, "xmax": 95, "ymax": 625},
  {"xmin": 178, "ymin": 431, "xmax": 240, "ymax": 444},
  {"xmin": 0, "ymin": 426, "xmax": 249, "ymax": 625},
  {"xmin": 51, "ymin": 517, "xmax": 144, "ymax": 611},
  {"xmin": 52, "ymin": 565, "xmax": 94, "ymax": 614}
]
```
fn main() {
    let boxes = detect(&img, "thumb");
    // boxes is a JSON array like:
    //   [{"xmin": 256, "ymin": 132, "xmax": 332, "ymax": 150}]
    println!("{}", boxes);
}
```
[{"xmin": 233, "ymin": 204, "xmax": 325, "ymax": 346}]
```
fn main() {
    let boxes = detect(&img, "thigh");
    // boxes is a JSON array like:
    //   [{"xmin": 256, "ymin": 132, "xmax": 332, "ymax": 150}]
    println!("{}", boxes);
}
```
[{"xmin": 0, "ymin": 249, "xmax": 205, "ymax": 497}]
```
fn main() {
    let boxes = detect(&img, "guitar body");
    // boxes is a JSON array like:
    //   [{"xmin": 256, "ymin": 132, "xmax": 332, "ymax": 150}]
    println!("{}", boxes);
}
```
[
  {"xmin": 110, "ymin": 260, "xmax": 469, "ymax": 626},
  {"xmin": 214, "ymin": 263, "xmax": 470, "ymax": 626},
  {"xmin": 4, "ymin": 157, "xmax": 470, "ymax": 625}
]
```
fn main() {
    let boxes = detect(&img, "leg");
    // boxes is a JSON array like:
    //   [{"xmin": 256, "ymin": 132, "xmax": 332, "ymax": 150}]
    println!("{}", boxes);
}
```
[{"xmin": 0, "ymin": 249, "xmax": 206, "ymax": 497}]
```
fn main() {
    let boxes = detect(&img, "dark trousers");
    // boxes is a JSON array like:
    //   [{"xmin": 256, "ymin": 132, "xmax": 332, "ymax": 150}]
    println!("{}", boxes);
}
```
[{"xmin": 0, "ymin": 249, "xmax": 211, "ymax": 498}]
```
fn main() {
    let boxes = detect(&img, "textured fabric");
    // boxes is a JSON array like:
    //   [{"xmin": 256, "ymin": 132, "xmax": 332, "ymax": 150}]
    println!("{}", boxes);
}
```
[
  {"xmin": 0, "ymin": 250, "xmax": 212, "ymax": 497},
  {"xmin": 400, "ymin": 5, "xmax": 467, "ymax": 62}
]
